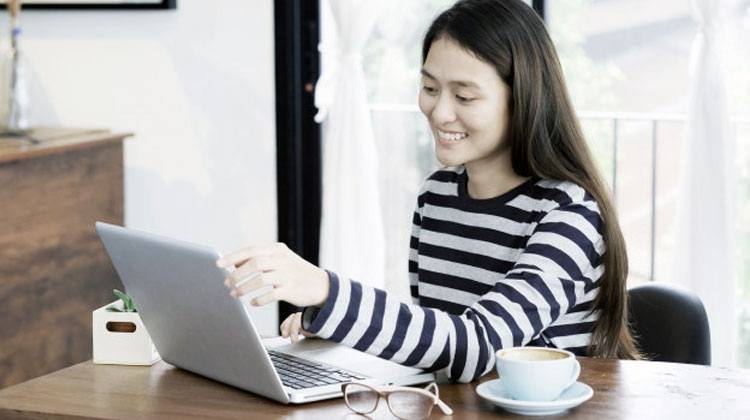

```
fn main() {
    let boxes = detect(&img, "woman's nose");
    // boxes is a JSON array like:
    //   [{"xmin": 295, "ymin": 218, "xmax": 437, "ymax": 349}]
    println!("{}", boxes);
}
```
[{"xmin": 431, "ymin": 94, "xmax": 457, "ymax": 124}]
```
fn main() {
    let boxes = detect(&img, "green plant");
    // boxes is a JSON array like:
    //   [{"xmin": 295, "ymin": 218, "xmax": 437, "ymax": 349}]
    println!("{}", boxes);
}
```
[{"xmin": 106, "ymin": 289, "xmax": 137, "ymax": 312}]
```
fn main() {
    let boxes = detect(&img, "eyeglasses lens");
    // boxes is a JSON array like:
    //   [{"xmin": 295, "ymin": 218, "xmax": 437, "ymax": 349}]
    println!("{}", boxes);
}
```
[
  {"xmin": 344, "ymin": 384, "xmax": 379, "ymax": 414},
  {"xmin": 387, "ymin": 390, "xmax": 434, "ymax": 419}
]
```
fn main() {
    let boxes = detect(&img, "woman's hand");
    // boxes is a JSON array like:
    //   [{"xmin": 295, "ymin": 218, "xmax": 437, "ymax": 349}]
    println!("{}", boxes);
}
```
[
  {"xmin": 280, "ymin": 312, "xmax": 316, "ymax": 343},
  {"xmin": 217, "ymin": 242, "xmax": 330, "ymax": 308}
]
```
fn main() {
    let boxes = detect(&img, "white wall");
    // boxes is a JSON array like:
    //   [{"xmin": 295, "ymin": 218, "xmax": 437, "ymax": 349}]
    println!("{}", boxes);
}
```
[{"xmin": 15, "ymin": 0, "xmax": 279, "ymax": 334}]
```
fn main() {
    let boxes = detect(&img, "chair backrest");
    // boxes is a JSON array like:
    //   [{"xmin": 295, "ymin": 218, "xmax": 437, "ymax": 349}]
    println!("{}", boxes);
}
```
[{"xmin": 627, "ymin": 283, "xmax": 711, "ymax": 365}]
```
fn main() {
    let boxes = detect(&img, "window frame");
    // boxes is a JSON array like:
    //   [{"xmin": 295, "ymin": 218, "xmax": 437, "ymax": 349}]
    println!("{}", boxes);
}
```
[{"xmin": 274, "ymin": 0, "xmax": 322, "ymax": 322}]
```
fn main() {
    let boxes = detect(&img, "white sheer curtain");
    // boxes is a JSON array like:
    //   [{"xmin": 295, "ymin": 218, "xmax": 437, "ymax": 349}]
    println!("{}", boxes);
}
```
[
  {"xmin": 673, "ymin": 0, "xmax": 737, "ymax": 367},
  {"xmin": 315, "ymin": 0, "xmax": 386, "ymax": 288}
]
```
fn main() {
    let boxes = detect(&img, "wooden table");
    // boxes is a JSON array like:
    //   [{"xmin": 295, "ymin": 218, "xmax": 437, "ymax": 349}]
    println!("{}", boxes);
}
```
[
  {"xmin": 0, "ymin": 127, "xmax": 131, "ymax": 389},
  {"xmin": 0, "ymin": 357, "xmax": 747, "ymax": 419}
]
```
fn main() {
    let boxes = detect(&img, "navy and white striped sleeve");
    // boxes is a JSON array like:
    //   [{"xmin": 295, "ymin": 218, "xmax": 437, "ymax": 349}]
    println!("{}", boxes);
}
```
[
  {"xmin": 303, "ymin": 202, "xmax": 604, "ymax": 383},
  {"xmin": 408, "ymin": 203, "xmax": 422, "ymax": 305}
]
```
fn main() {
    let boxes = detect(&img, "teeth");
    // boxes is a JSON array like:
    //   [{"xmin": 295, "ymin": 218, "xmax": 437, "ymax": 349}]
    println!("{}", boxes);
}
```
[{"xmin": 437, "ymin": 129, "xmax": 468, "ymax": 141}]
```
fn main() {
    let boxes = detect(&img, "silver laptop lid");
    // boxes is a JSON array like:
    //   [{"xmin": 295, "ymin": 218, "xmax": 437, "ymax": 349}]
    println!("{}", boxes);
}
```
[{"xmin": 95, "ymin": 222, "xmax": 289, "ymax": 403}]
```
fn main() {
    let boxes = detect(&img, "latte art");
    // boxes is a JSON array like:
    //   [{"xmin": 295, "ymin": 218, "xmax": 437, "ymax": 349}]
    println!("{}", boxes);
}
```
[{"xmin": 501, "ymin": 349, "xmax": 569, "ymax": 361}]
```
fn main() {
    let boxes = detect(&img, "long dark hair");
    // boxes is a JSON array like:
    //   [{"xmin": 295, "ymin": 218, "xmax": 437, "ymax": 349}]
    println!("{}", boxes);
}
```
[{"xmin": 422, "ymin": 0, "xmax": 639, "ymax": 359}]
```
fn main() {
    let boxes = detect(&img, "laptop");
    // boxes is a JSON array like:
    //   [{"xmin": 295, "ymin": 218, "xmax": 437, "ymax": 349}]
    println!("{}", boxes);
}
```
[{"xmin": 95, "ymin": 222, "xmax": 434, "ymax": 403}]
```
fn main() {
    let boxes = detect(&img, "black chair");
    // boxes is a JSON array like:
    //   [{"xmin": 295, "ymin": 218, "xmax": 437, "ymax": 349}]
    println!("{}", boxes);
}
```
[{"xmin": 627, "ymin": 282, "xmax": 711, "ymax": 365}]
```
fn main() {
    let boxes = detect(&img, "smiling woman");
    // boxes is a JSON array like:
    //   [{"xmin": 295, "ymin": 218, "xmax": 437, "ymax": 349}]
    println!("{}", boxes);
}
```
[{"xmin": 223, "ymin": 0, "xmax": 639, "ymax": 383}]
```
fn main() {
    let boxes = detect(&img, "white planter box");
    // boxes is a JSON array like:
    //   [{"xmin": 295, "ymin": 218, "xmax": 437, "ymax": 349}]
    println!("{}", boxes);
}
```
[{"xmin": 92, "ymin": 301, "xmax": 160, "ymax": 365}]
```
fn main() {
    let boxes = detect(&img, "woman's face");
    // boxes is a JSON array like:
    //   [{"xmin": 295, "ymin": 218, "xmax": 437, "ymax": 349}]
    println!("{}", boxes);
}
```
[{"xmin": 419, "ymin": 37, "xmax": 511, "ymax": 168}]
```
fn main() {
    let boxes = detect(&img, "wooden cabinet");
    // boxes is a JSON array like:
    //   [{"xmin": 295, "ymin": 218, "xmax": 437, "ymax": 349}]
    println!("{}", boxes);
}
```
[{"xmin": 0, "ymin": 128, "xmax": 131, "ymax": 388}]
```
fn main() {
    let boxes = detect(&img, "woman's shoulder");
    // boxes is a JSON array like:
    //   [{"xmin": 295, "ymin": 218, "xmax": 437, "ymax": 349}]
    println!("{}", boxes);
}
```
[
  {"xmin": 530, "ymin": 179, "xmax": 606, "ymax": 241},
  {"xmin": 531, "ymin": 178, "xmax": 602, "ymax": 215}
]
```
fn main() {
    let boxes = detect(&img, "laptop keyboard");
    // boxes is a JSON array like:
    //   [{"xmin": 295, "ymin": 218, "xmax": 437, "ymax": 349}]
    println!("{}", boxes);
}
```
[{"xmin": 268, "ymin": 350, "xmax": 366, "ymax": 389}]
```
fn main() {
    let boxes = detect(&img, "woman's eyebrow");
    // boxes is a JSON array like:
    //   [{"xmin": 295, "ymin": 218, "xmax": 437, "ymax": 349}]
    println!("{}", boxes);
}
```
[{"xmin": 420, "ymin": 68, "xmax": 480, "ymax": 89}]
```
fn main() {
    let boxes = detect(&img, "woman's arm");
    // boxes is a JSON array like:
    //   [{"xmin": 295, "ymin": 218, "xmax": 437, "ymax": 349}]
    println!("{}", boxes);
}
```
[
  {"xmin": 302, "ymin": 202, "xmax": 604, "ymax": 383},
  {"xmin": 408, "ymin": 203, "xmax": 422, "ymax": 305},
  {"xmin": 277, "ymin": 201, "xmax": 426, "ymax": 342}
]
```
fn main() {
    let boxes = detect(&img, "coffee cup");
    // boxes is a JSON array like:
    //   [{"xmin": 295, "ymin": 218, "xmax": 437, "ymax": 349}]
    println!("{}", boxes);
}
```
[{"xmin": 495, "ymin": 346, "xmax": 580, "ymax": 401}]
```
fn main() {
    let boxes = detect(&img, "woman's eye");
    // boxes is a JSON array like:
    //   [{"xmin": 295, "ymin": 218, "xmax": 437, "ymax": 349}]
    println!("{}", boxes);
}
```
[
  {"xmin": 422, "ymin": 86, "xmax": 437, "ymax": 94},
  {"xmin": 456, "ymin": 95, "xmax": 473, "ymax": 103}
]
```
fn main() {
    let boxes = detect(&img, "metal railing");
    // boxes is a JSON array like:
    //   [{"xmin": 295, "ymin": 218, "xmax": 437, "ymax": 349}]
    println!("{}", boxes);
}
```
[{"xmin": 576, "ymin": 111, "xmax": 685, "ymax": 282}]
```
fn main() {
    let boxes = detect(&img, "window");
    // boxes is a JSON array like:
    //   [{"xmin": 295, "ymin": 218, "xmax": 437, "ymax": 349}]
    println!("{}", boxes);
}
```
[{"xmin": 546, "ymin": 0, "xmax": 750, "ymax": 367}]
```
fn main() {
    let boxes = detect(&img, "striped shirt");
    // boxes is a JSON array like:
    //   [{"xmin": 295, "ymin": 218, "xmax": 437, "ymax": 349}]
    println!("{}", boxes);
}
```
[{"xmin": 302, "ymin": 165, "xmax": 604, "ymax": 383}]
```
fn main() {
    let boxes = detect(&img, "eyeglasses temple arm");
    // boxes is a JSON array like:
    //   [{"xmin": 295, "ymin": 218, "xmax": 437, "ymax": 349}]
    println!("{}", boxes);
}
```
[{"xmin": 435, "ymin": 397, "xmax": 454, "ymax": 415}]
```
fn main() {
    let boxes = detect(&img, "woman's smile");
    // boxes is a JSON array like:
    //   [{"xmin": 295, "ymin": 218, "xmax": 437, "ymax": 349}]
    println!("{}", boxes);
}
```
[
  {"xmin": 436, "ymin": 128, "xmax": 468, "ymax": 141},
  {"xmin": 436, "ymin": 128, "xmax": 469, "ymax": 148}
]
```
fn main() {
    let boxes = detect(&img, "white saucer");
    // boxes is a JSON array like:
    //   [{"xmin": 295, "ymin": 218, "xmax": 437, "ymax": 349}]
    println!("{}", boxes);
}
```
[{"xmin": 475, "ymin": 379, "xmax": 594, "ymax": 416}]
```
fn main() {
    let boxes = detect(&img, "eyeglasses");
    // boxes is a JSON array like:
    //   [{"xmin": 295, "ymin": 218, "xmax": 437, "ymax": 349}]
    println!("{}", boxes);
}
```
[{"xmin": 341, "ymin": 381, "xmax": 453, "ymax": 419}]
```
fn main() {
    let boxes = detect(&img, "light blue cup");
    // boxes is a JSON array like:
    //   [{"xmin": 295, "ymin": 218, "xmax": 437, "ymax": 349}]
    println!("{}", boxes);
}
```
[{"xmin": 495, "ymin": 347, "xmax": 580, "ymax": 402}]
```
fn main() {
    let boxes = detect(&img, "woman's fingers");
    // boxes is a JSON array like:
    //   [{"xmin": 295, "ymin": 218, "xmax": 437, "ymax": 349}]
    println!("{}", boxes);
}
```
[
  {"xmin": 229, "ymin": 273, "xmax": 263, "ymax": 298},
  {"xmin": 227, "ymin": 271, "xmax": 262, "ymax": 295},
  {"xmin": 280, "ymin": 313, "xmax": 295, "ymax": 337},
  {"xmin": 232, "ymin": 270, "xmax": 289, "ymax": 298},
  {"xmin": 216, "ymin": 243, "xmax": 287, "ymax": 269},
  {"xmin": 279, "ymin": 313, "xmax": 312, "ymax": 343},
  {"xmin": 280, "ymin": 317, "xmax": 288, "ymax": 337},
  {"xmin": 232, "ymin": 273, "xmax": 275, "ymax": 298},
  {"xmin": 224, "ymin": 258, "xmax": 261, "ymax": 288},
  {"xmin": 224, "ymin": 254, "xmax": 281, "ymax": 289},
  {"xmin": 216, "ymin": 246, "xmax": 271, "ymax": 268},
  {"xmin": 251, "ymin": 287, "xmax": 278, "ymax": 306},
  {"xmin": 289, "ymin": 313, "xmax": 302, "ymax": 343}
]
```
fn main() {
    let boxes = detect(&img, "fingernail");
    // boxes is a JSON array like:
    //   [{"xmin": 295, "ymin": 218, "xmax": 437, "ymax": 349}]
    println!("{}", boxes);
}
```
[{"xmin": 230, "ymin": 290, "xmax": 237, "ymax": 298}]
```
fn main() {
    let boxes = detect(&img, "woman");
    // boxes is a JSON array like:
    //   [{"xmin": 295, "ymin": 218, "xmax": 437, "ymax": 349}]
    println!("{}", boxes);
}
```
[{"xmin": 218, "ymin": 0, "xmax": 639, "ymax": 383}]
